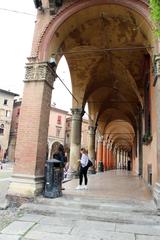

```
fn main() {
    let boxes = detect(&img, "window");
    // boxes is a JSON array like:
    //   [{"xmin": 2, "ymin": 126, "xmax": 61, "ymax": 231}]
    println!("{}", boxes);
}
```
[
  {"xmin": 57, "ymin": 115, "xmax": 62, "ymax": 125},
  {"xmin": 3, "ymin": 99, "xmax": 8, "ymax": 105},
  {"xmin": 0, "ymin": 124, "xmax": 4, "ymax": 135},
  {"xmin": 56, "ymin": 127, "xmax": 61, "ymax": 137},
  {"xmin": 5, "ymin": 110, "xmax": 10, "ymax": 117}
]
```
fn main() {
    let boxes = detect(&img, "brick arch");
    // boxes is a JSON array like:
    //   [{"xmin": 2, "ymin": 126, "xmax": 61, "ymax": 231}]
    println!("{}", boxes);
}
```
[{"xmin": 37, "ymin": 0, "xmax": 151, "ymax": 61}]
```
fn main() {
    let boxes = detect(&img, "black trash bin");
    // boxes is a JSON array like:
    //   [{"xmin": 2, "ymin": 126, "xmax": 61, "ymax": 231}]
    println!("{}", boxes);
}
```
[
  {"xmin": 98, "ymin": 160, "xmax": 104, "ymax": 172},
  {"xmin": 44, "ymin": 159, "xmax": 63, "ymax": 198}
]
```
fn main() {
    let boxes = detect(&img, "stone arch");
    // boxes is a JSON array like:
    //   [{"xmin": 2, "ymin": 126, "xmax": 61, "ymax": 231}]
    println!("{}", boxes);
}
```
[
  {"xmin": 49, "ymin": 141, "xmax": 64, "ymax": 159},
  {"xmin": 36, "ymin": 0, "xmax": 153, "ymax": 61}
]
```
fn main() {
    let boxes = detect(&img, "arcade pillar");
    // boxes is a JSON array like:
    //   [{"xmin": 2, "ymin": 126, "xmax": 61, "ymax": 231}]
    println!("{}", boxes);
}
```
[{"xmin": 8, "ymin": 62, "xmax": 55, "ymax": 198}]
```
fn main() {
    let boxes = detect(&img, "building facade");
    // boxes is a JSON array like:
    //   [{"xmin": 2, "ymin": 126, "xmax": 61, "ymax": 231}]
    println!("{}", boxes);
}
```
[
  {"xmin": 8, "ymin": 100, "xmax": 68, "ymax": 161},
  {"xmin": 0, "ymin": 89, "xmax": 18, "ymax": 161},
  {"xmin": 47, "ymin": 105, "xmax": 68, "ymax": 159},
  {"xmin": 7, "ymin": 0, "xmax": 160, "ymax": 209}
]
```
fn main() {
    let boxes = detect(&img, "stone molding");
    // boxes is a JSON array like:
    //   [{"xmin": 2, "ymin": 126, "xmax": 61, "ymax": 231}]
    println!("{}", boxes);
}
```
[
  {"xmin": 24, "ymin": 62, "xmax": 56, "ymax": 89},
  {"xmin": 8, "ymin": 174, "xmax": 45, "ymax": 198},
  {"xmin": 71, "ymin": 108, "xmax": 84, "ymax": 121}
]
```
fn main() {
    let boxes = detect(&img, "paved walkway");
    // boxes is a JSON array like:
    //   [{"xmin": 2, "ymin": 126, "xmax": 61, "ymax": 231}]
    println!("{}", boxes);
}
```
[
  {"xmin": 0, "ymin": 170, "xmax": 159, "ymax": 240},
  {"xmin": 64, "ymin": 170, "xmax": 153, "ymax": 203}
]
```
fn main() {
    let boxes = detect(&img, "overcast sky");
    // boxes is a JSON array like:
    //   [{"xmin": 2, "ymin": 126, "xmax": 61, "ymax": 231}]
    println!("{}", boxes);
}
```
[{"xmin": 0, "ymin": 0, "xmax": 72, "ymax": 111}]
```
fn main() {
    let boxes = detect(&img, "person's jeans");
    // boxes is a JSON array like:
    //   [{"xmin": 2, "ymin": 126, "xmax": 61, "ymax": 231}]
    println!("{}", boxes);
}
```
[{"xmin": 79, "ymin": 166, "xmax": 88, "ymax": 185}]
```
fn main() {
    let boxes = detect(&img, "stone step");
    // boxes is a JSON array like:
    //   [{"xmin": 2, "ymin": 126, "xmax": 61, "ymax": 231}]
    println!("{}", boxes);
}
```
[
  {"xmin": 36, "ymin": 194, "xmax": 156, "ymax": 215},
  {"xmin": 19, "ymin": 195, "xmax": 159, "ymax": 226}
]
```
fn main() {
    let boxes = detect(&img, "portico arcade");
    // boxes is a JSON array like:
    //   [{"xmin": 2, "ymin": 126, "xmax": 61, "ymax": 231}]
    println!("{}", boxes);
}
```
[{"xmin": 8, "ymin": 0, "xmax": 160, "ymax": 208}]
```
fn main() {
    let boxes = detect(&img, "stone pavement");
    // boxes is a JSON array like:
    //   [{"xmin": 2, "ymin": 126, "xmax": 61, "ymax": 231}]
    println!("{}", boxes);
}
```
[
  {"xmin": 0, "ymin": 170, "xmax": 160, "ymax": 240},
  {"xmin": 0, "ymin": 161, "xmax": 13, "ymax": 209}
]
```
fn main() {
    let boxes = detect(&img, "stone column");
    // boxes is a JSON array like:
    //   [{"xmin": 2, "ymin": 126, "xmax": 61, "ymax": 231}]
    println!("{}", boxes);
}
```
[
  {"xmin": 107, "ymin": 143, "xmax": 110, "ymax": 170},
  {"xmin": 122, "ymin": 150, "xmax": 125, "ymax": 169},
  {"xmin": 48, "ymin": 144, "xmax": 52, "ymax": 160},
  {"xmin": 88, "ymin": 126, "xmax": 96, "ymax": 173},
  {"xmin": 154, "ymin": 55, "xmax": 160, "ymax": 209},
  {"xmin": 108, "ymin": 143, "xmax": 112, "ymax": 169},
  {"xmin": 96, "ymin": 136, "xmax": 103, "ymax": 167},
  {"xmin": 105, "ymin": 144, "xmax": 108, "ymax": 170},
  {"xmin": 119, "ymin": 149, "xmax": 122, "ymax": 169},
  {"xmin": 138, "ymin": 106, "xmax": 143, "ymax": 176},
  {"xmin": 124, "ymin": 151, "xmax": 126, "ymax": 169},
  {"xmin": 8, "ymin": 62, "xmax": 55, "ymax": 199},
  {"xmin": 126, "ymin": 151, "xmax": 128, "ymax": 169},
  {"xmin": 68, "ymin": 108, "xmax": 83, "ymax": 178},
  {"xmin": 102, "ymin": 141, "xmax": 106, "ymax": 170},
  {"xmin": 116, "ymin": 148, "xmax": 119, "ymax": 169}
]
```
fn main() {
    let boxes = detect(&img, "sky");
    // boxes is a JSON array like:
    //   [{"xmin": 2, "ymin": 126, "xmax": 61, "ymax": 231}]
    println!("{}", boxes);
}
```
[{"xmin": 0, "ymin": 0, "xmax": 72, "ymax": 112}]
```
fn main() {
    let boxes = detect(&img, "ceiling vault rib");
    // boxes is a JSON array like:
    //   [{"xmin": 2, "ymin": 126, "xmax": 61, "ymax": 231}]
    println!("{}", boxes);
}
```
[{"xmin": 52, "ymin": 46, "xmax": 153, "ymax": 56}]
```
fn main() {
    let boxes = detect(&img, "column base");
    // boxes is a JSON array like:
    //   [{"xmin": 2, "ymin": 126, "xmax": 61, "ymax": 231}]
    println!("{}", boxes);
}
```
[
  {"xmin": 88, "ymin": 166, "xmax": 96, "ymax": 174},
  {"xmin": 153, "ymin": 183, "xmax": 160, "ymax": 210},
  {"xmin": 7, "ymin": 174, "xmax": 44, "ymax": 203},
  {"xmin": 67, "ymin": 169, "xmax": 79, "ymax": 179}
]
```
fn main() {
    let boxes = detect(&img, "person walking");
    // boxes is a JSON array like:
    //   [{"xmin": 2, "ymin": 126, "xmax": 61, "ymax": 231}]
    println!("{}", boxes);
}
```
[
  {"xmin": 76, "ymin": 148, "xmax": 89, "ymax": 190},
  {"xmin": 53, "ymin": 144, "xmax": 66, "ymax": 190}
]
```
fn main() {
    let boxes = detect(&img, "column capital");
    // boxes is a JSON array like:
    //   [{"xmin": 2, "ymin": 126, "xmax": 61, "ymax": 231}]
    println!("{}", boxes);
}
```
[
  {"xmin": 103, "ymin": 140, "xmax": 107, "ymax": 146},
  {"xmin": 98, "ymin": 135, "xmax": 103, "ymax": 143},
  {"xmin": 71, "ymin": 108, "xmax": 84, "ymax": 120},
  {"xmin": 24, "ymin": 62, "xmax": 56, "ymax": 89},
  {"xmin": 88, "ymin": 125, "xmax": 96, "ymax": 135}
]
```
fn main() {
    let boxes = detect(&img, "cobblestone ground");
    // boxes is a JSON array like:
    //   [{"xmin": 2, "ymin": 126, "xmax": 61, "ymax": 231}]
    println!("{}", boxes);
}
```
[
  {"xmin": 0, "ymin": 208, "xmax": 20, "ymax": 231},
  {"xmin": 0, "ymin": 161, "xmax": 18, "ymax": 230}
]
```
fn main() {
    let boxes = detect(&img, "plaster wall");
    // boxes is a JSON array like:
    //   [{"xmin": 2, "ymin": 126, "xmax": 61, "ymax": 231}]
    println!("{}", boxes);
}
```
[
  {"xmin": 143, "ymin": 74, "xmax": 157, "ymax": 187},
  {"xmin": 48, "ymin": 107, "xmax": 67, "ymax": 144}
]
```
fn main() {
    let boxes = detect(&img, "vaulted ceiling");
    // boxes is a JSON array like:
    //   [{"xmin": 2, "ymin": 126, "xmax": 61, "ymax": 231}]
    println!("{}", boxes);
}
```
[{"xmin": 48, "ymin": 3, "xmax": 153, "ymax": 151}]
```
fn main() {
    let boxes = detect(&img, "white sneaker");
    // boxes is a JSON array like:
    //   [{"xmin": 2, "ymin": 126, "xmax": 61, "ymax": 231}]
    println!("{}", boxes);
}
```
[
  {"xmin": 84, "ymin": 185, "xmax": 88, "ymax": 190},
  {"xmin": 75, "ymin": 185, "xmax": 82, "ymax": 190}
]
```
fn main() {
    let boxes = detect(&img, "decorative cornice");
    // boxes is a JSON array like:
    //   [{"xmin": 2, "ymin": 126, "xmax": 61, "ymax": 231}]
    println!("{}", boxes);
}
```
[{"xmin": 24, "ymin": 62, "xmax": 56, "ymax": 89}]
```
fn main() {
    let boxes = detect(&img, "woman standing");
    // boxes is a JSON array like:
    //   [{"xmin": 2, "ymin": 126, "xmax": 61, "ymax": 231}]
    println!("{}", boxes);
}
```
[{"xmin": 76, "ymin": 148, "xmax": 89, "ymax": 190}]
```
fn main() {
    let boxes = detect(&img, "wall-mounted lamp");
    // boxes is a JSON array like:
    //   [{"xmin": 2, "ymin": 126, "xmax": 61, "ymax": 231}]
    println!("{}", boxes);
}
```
[
  {"xmin": 49, "ymin": 55, "xmax": 57, "ymax": 69},
  {"xmin": 33, "ymin": 0, "xmax": 43, "ymax": 11}
]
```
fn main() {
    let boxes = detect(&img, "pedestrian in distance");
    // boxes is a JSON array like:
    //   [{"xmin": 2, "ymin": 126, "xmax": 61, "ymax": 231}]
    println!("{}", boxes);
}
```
[
  {"xmin": 76, "ymin": 148, "xmax": 90, "ymax": 190},
  {"xmin": 53, "ymin": 144, "xmax": 67, "ymax": 190}
]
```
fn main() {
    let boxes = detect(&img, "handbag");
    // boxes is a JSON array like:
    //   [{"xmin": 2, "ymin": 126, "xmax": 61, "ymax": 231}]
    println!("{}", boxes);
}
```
[{"xmin": 87, "ymin": 159, "xmax": 93, "ymax": 168}]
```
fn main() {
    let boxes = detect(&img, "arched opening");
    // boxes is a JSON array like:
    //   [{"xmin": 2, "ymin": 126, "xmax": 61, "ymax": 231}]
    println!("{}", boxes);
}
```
[
  {"xmin": 37, "ymin": 1, "xmax": 155, "ymax": 182},
  {"xmin": 50, "ymin": 141, "xmax": 62, "ymax": 159}
]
